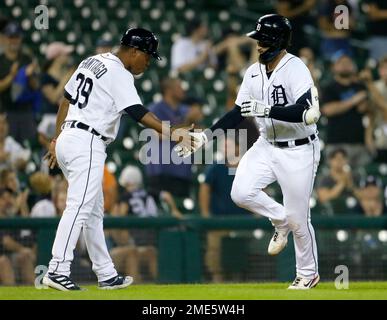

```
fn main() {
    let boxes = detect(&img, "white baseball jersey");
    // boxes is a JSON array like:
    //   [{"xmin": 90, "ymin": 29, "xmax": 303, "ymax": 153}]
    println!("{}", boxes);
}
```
[
  {"xmin": 235, "ymin": 53, "xmax": 316, "ymax": 142},
  {"xmin": 64, "ymin": 53, "xmax": 142, "ymax": 141}
]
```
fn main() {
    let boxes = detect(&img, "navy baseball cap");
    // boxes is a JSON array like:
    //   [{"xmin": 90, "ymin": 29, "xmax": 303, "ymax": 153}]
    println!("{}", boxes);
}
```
[
  {"xmin": 3, "ymin": 22, "xmax": 22, "ymax": 37},
  {"xmin": 120, "ymin": 28, "xmax": 161, "ymax": 60}
]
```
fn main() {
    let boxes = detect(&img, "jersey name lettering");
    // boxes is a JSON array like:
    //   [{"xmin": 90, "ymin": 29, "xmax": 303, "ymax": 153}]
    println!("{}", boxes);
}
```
[{"xmin": 79, "ymin": 57, "xmax": 108, "ymax": 79}]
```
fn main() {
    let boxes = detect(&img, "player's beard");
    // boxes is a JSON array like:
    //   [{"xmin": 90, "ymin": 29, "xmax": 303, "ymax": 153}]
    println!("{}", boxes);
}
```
[
  {"xmin": 258, "ymin": 47, "xmax": 281, "ymax": 64},
  {"xmin": 259, "ymin": 54, "xmax": 274, "ymax": 65}
]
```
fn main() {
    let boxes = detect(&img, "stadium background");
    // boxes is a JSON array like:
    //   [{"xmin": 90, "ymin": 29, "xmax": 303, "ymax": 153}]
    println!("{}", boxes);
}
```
[{"xmin": 0, "ymin": 0, "xmax": 386, "ymax": 287}]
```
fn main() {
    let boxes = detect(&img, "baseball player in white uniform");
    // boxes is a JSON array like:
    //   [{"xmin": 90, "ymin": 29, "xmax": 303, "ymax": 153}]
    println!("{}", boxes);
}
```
[
  {"xmin": 176, "ymin": 14, "xmax": 321, "ymax": 289},
  {"xmin": 43, "ymin": 28, "xmax": 196, "ymax": 291}
]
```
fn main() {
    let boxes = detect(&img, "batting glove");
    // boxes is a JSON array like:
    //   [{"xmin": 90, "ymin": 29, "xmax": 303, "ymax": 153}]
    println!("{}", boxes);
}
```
[
  {"xmin": 174, "ymin": 131, "xmax": 208, "ymax": 158},
  {"xmin": 241, "ymin": 99, "xmax": 271, "ymax": 118}
]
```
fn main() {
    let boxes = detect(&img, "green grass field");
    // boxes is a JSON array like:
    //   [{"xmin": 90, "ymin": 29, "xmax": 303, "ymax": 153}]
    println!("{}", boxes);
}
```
[{"xmin": 0, "ymin": 282, "xmax": 387, "ymax": 300}]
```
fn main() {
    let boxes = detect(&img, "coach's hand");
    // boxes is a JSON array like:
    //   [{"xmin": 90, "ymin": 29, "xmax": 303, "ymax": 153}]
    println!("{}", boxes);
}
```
[
  {"xmin": 43, "ymin": 139, "xmax": 57, "ymax": 169},
  {"xmin": 174, "ymin": 131, "xmax": 208, "ymax": 158},
  {"xmin": 171, "ymin": 124, "xmax": 198, "ymax": 147},
  {"xmin": 241, "ymin": 99, "xmax": 271, "ymax": 117}
]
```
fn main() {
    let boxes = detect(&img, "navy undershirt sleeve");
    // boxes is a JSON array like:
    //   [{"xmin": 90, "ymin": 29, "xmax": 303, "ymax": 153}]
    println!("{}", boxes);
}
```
[
  {"xmin": 268, "ymin": 89, "xmax": 312, "ymax": 123},
  {"xmin": 124, "ymin": 104, "xmax": 149, "ymax": 122},
  {"xmin": 269, "ymin": 104, "xmax": 306, "ymax": 123},
  {"xmin": 205, "ymin": 105, "xmax": 244, "ymax": 140},
  {"xmin": 64, "ymin": 89, "xmax": 74, "ymax": 104}
]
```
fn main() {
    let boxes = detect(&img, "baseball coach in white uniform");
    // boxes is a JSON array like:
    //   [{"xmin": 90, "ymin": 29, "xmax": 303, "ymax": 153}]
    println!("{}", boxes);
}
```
[
  {"xmin": 176, "ymin": 14, "xmax": 322, "ymax": 289},
  {"xmin": 43, "ymin": 28, "xmax": 196, "ymax": 291}
]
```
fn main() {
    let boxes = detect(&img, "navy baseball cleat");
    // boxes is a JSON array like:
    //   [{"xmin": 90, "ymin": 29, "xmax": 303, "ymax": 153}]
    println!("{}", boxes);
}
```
[
  {"xmin": 42, "ymin": 272, "xmax": 83, "ymax": 291},
  {"xmin": 98, "ymin": 275, "xmax": 133, "ymax": 290}
]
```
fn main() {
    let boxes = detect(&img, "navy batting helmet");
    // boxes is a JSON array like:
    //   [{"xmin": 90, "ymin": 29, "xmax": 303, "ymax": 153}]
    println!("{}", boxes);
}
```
[
  {"xmin": 120, "ymin": 28, "xmax": 161, "ymax": 60},
  {"xmin": 247, "ymin": 14, "xmax": 292, "ymax": 63}
]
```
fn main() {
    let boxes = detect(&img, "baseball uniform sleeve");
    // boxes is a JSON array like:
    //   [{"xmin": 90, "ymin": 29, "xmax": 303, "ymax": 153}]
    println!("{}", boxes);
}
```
[
  {"xmin": 286, "ymin": 59, "xmax": 314, "ymax": 102},
  {"xmin": 235, "ymin": 70, "xmax": 253, "ymax": 106},
  {"xmin": 111, "ymin": 70, "xmax": 143, "ymax": 113}
]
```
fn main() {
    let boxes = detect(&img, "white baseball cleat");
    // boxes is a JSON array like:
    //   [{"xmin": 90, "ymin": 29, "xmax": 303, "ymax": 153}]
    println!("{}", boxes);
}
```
[
  {"xmin": 288, "ymin": 275, "xmax": 320, "ymax": 290},
  {"xmin": 268, "ymin": 230, "xmax": 288, "ymax": 255},
  {"xmin": 98, "ymin": 275, "xmax": 133, "ymax": 290}
]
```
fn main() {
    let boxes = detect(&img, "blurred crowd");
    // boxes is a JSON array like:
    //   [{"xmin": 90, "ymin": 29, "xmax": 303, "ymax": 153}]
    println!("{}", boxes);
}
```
[{"xmin": 0, "ymin": 0, "xmax": 387, "ymax": 284}]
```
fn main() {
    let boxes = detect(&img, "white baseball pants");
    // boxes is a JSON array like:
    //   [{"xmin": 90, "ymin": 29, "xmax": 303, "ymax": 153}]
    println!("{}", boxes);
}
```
[
  {"xmin": 48, "ymin": 128, "xmax": 117, "ymax": 282},
  {"xmin": 231, "ymin": 136, "xmax": 320, "ymax": 279}
]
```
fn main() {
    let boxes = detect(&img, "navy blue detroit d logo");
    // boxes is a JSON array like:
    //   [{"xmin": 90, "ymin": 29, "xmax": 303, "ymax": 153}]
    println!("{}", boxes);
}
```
[{"xmin": 271, "ymin": 85, "xmax": 288, "ymax": 106}]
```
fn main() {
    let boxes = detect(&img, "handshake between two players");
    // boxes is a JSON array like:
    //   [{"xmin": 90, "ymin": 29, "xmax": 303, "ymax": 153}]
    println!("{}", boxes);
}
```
[{"xmin": 175, "ymin": 85, "xmax": 320, "ymax": 158}]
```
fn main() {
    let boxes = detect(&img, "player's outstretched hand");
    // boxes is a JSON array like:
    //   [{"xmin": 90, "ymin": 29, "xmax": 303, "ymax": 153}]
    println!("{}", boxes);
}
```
[
  {"xmin": 171, "ymin": 123, "xmax": 197, "ymax": 147},
  {"xmin": 43, "ymin": 139, "xmax": 57, "ymax": 169},
  {"xmin": 174, "ymin": 131, "xmax": 208, "ymax": 158},
  {"xmin": 241, "ymin": 99, "xmax": 271, "ymax": 117}
]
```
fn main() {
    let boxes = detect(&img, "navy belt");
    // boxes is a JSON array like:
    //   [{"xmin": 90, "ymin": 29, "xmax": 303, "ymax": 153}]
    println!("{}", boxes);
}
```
[
  {"xmin": 269, "ymin": 134, "xmax": 317, "ymax": 148},
  {"xmin": 63, "ymin": 121, "xmax": 108, "ymax": 142}
]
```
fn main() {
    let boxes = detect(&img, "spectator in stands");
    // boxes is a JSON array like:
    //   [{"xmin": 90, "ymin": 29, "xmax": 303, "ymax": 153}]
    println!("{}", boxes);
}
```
[
  {"xmin": 358, "ymin": 57, "xmax": 387, "ymax": 162},
  {"xmin": 0, "ymin": 114, "xmax": 30, "ymax": 171},
  {"xmin": 108, "ymin": 165, "xmax": 182, "ymax": 283},
  {"xmin": 0, "ymin": 188, "xmax": 35, "ymax": 284},
  {"xmin": 362, "ymin": 0, "xmax": 387, "ymax": 62},
  {"xmin": 39, "ymin": 42, "xmax": 75, "ymax": 173},
  {"xmin": 318, "ymin": 0, "xmax": 355, "ymax": 61},
  {"xmin": 374, "ymin": 55, "xmax": 387, "ymax": 103},
  {"xmin": 51, "ymin": 174, "xmax": 68, "ymax": 211},
  {"xmin": 29, "ymin": 172, "xmax": 56, "ymax": 218},
  {"xmin": 321, "ymin": 51, "xmax": 371, "ymax": 167},
  {"xmin": 182, "ymin": 96, "xmax": 205, "ymax": 128},
  {"xmin": 54, "ymin": 189, "xmax": 67, "ymax": 216},
  {"xmin": 355, "ymin": 175, "xmax": 386, "ymax": 216},
  {"xmin": 0, "ymin": 15, "xmax": 9, "ymax": 55},
  {"xmin": 213, "ymin": 28, "xmax": 257, "ymax": 73},
  {"xmin": 224, "ymin": 54, "xmax": 259, "ymax": 150},
  {"xmin": 275, "ymin": 0, "xmax": 317, "ymax": 54},
  {"xmin": 37, "ymin": 115, "xmax": 61, "ymax": 175},
  {"xmin": 0, "ymin": 253, "xmax": 15, "ymax": 285},
  {"xmin": 95, "ymin": 38, "xmax": 113, "ymax": 54},
  {"xmin": 316, "ymin": 148, "xmax": 360, "ymax": 215},
  {"xmin": 200, "ymin": 137, "xmax": 249, "ymax": 218},
  {"xmin": 0, "ymin": 21, "xmax": 39, "ymax": 143},
  {"xmin": 103, "ymin": 165, "xmax": 118, "ymax": 214},
  {"xmin": 0, "ymin": 187, "xmax": 16, "ymax": 285},
  {"xmin": 40, "ymin": 42, "xmax": 74, "ymax": 116},
  {"xmin": 199, "ymin": 137, "xmax": 249, "ymax": 282},
  {"xmin": 299, "ymin": 47, "xmax": 323, "ymax": 85},
  {"xmin": 0, "ymin": 169, "xmax": 29, "ymax": 217},
  {"xmin": 0, "ymin": 188, "xmax": 18, "ymax": 217},
  {"xmin": 37, "ymin": 114, "xmax": 56, "ymax": 154},
  {"xmin": 171, "ymin": 18, "xmax": 216, "ymax": 74},
  {"xmin": 117, "ymin": 165, "xmax": 183, "ymax": 218},
  {"xmin": 145, "ymin": 77, "xmax": 203, "ymax": 198}
]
